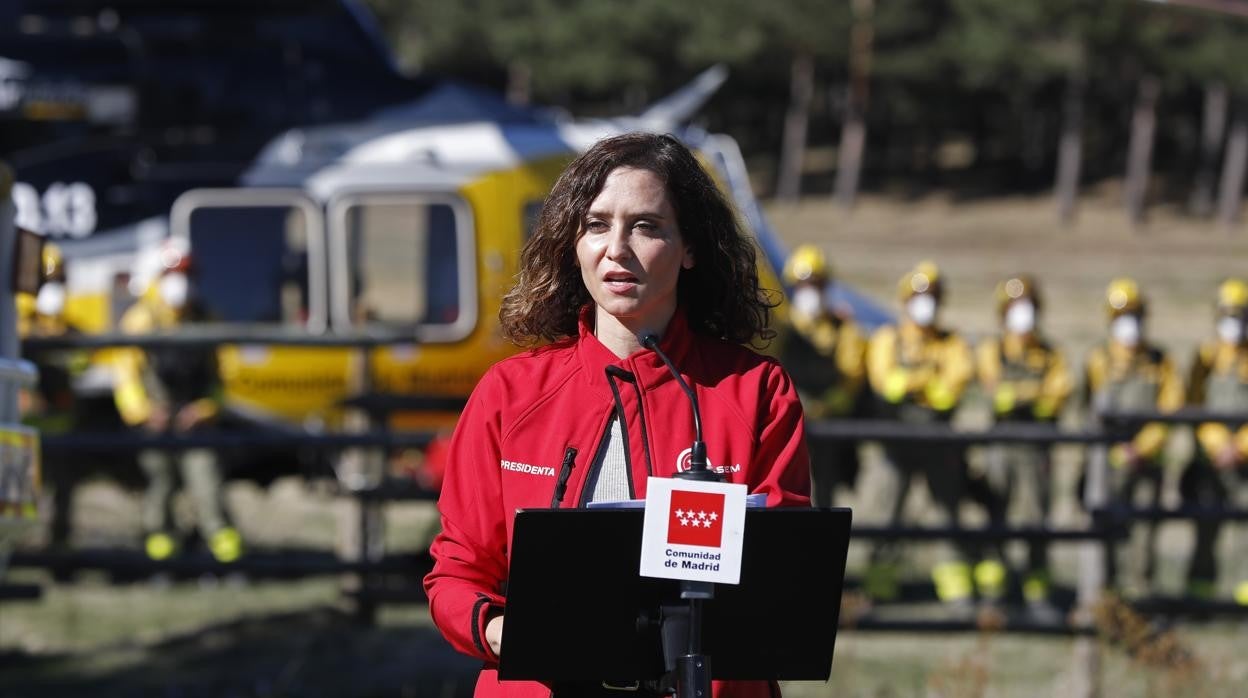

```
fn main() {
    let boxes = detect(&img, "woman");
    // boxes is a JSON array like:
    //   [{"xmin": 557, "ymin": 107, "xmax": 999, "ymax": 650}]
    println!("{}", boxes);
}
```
[{"xmin": 425, "ymin": 133, "xmax": 811, "ymax": 698}]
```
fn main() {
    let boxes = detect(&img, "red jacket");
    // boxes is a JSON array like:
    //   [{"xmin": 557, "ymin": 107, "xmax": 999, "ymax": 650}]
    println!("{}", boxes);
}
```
[{"xmin": 425, "ymin": 309, "xmax": 811, "ymax": 698}]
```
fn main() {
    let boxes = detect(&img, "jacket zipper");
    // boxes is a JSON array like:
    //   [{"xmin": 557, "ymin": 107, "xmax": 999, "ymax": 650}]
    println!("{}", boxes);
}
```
[
  {"xmin": 549, "ymin": 446, "xmax": 578, "ymax": 508},
  {"xmin": 579, "ymin": 365, "xmax": 638, "ymax": 506}
]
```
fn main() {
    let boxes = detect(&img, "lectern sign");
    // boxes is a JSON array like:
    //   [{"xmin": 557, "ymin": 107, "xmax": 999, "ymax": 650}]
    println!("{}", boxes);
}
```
[{"xmin": 640, "ymin": 477, "xmax": 747, "ymax": 584}]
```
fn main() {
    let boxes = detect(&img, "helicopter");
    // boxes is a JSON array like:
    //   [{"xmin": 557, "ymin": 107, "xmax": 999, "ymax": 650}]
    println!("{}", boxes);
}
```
[{"xmin": 6, "ymin": 0, "xmax": 888, "ymax": 491}]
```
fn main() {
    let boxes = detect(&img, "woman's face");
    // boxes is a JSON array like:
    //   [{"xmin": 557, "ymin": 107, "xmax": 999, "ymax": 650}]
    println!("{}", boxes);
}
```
[{"xmin": 576, "ymin": 167, "xmax": 692, "ymax": 335}]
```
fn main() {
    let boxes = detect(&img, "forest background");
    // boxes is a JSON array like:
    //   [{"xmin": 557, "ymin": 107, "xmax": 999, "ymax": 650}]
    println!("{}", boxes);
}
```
[{"xmin": 364, "ymin": 0, "xmax": 1248, "ymax": 225}]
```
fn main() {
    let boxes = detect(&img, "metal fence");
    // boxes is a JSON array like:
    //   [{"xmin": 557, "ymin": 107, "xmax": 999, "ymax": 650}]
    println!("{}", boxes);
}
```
[{"xmin": 13, "ymin": 333, "xmax": 1248, "ymax": 631}]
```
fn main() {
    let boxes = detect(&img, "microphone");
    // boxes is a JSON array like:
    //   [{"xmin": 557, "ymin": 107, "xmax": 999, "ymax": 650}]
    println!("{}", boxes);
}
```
[{"xmin": 640, "ymin": 333, "xmax": 720, "ymax": 481}]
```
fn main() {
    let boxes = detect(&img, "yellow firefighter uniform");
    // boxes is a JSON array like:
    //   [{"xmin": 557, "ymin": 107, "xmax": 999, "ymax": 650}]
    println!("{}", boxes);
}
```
[
  {"xmin": 113, "ymin": 248, "xmax": 241, "ymax": 563},
  {"xmin": 1084, "ymin": 279, "xmax": 1183, "ymax": 592},
  {"xmin": 1181, "ymin": 279, "xmax": 1248, "ymax": 601},
  {"xmin": 865, "ymin": 262, "xmax": 975, "ymax": 604},
  {"xmin": 17, "ymin": 243, "xmax": 89, "ymax": 545},
  {"xmin": 779, "ymin": 246, "xmax": 868, "ymax": 507},
  {"xmin": 974, "ymin": 276, "xmax": 1072, "ymax": 606}
]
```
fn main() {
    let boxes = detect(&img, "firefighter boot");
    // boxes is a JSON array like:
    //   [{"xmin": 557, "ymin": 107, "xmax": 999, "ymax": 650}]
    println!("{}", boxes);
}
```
[
  {"xmin": 145, "ymin": 531, "xmax": 179, "ymax": 561},
  {"xmin": 1023, "ymin": 570, "xmax": 1061, "ymax": 624},
  {"xmin": 209, "ymin": 526, "xmax": 244, "ymax": 564},
  {"xmin": 932, "ymin": 561, "xmax": 975, "ymax": 617},
  {"xmin": 1235, "ymin": 581, "xmax": 1248, "ymax": 606},
  {"xmin": 974, "ymin": 559, "xmax": 1008, "ymax": 607}
]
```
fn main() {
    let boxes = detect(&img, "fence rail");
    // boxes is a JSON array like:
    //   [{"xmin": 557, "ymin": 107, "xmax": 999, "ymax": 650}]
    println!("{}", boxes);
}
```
[
  {"xmin": 39, "ymin": 429, "xmax": 439, "ymax": 453},
  {"xmin": 9, "ymin": 547, "xmax": 433, "ymax": 580},
  {"xmin": 12, "ymin": 350, "xmax": 1248, "ymax": 636},
  {"xmin": 21, "ymin": 328, "xmax": 423, "ymax": 351}
]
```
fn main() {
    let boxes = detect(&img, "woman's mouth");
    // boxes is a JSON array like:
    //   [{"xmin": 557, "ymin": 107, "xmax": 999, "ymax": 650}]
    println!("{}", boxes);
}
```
[{"xmin": 603, "ymin": 272, "xmax": 639, "ymax": 294}]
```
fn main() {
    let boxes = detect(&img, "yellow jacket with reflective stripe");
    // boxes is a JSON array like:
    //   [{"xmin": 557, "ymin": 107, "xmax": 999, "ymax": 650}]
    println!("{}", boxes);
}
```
[
  {"xmin": 779, "ymin": 312, "xmax": 867, "ymax": 418},
  {"xmin": 112, "ymin": 301, "xmax": 219, "ymax": 427},
  {"xmin": 1083, "ymin": 340, "xmax": 1184, "ymax": 460},
  {"xmin": 976, "ymin": 333, "xmax": 1072, "ymax": 420},
  {"xmin": 867, "ymin": 321, "xmax": 973, "ymax": 412},
  {"xmin": 1187, "ymin": 340, "xmax": 1248, "ymax": 460}
]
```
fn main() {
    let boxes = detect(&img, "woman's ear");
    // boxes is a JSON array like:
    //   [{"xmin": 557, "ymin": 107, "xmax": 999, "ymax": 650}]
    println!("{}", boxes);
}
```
[{"xmin": 682, "ymin": 247, "xmax": 695, "ymax": 270}]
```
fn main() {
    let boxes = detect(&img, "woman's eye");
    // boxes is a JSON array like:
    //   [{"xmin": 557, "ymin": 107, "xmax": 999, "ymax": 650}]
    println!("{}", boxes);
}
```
[
  {"xmin": 585, "ymin": 220, "xmax": 608, "ymax": 232},
  {"xmin": 635, "ymin": 221, "xmax": 659, "ymax": 234}
]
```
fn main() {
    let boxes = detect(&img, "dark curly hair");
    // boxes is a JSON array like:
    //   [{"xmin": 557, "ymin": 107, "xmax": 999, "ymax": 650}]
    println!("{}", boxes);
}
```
[{"xmin": 500, "ymin": 132, "xmax": 777, "ymax": 345}]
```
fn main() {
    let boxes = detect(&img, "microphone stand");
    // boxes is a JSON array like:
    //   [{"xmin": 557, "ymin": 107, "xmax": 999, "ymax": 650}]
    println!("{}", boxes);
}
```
[
  {"xmin": 670, "ymin": 465, "xmax": 719, "ymax": 698},
  {"xmin": 643, "ymin": 334, "xmax": 721, "ymax": 698}
]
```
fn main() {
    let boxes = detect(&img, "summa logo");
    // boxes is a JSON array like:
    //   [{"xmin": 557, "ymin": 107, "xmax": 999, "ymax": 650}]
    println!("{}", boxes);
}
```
[
  {"xmin": 674, "ymin": 448, "xmax": 741, "ymax": 474},
  {"xmin": 500, "ymin": 459, "xmax": 556, "ymax": 478}
]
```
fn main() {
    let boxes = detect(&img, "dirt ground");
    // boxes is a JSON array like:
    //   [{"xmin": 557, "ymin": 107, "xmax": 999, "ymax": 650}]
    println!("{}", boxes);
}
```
[{"xmin": 4, "ymin": 192, "xmax": 1248, "ymax": 697}]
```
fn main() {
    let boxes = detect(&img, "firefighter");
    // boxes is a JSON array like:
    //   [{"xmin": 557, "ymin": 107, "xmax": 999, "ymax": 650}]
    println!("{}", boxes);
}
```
[
  {"xmin": 975, "ymin": 275, "xmax": 1072, "ymax": 613},
  {"xmin": 1083, "ymin": 278, "xmax": 1183, "ymax": 593},
  {"xmin": 17, "ymin": 243, "xmax": 74, "ymax": 338},
  {"xmin": 864, "ymin": 261, "xmax": 975, "ymax": 607},
  {"xmin": 1181, "ymin": 278, "xmax": 1248, "ymax": 602},
  {"xmin": 17, "ymin": 243, "xmax": 80, "ymax": 419},
  {"xmin": 778, "ymin": 245, "xmax": 868, "ymax": 507},
  {"xmin": 113, "ymin": 241, "xmax": 242, "ymax": 563},
  {"xmin": 17, "ymin": 242, "xmax": 87, "ymax": 546}
]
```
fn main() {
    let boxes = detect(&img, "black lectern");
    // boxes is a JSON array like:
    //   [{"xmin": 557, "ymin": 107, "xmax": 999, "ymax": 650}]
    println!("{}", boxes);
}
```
[{"xmin": 498, "ymin": 507, "xmax": 852, "ymax": 688}]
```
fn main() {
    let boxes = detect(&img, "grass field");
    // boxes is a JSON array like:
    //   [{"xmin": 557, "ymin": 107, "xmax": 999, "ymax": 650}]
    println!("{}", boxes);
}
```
[{"xmin": 4, "ymin": 191, "xmax": 1248, "ymax": 696}]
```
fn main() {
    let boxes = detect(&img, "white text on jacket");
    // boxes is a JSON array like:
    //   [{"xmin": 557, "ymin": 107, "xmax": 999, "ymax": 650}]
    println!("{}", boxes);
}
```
[{"xmin": 500, "ymin": 459, "xmax": 556, "ymax": 477}]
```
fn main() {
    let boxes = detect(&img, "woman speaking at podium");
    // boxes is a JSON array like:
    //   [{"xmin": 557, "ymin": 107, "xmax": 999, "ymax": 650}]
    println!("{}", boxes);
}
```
[{"xmin": 425, "ymin": 133, "xmax": 811, "ymax": 697}]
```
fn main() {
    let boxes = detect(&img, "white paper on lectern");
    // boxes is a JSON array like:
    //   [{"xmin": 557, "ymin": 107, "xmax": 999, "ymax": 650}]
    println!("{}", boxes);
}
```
[{"xmin": 639, "ymin": 477, "xmax": 748, "ymax": 585}]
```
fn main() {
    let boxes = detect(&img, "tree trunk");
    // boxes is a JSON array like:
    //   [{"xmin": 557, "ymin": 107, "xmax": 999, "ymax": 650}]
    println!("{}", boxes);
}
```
[
  {"xmin": 834, "ymin": 0, "xmax": 874, "ymax": 209},
  {"xmin": 776, "ymin": 52, "xmax": 814, "ymax": 202},
  {"xmin": 835, "ymin": 116, "xmax": 867, "ymax": 208},
  {"xmin": 1054, "ymin": 72, "xmax": 1085, "ymax": 225},
  {"xmin": 1190, "ymin": 82, "xmax": 1228, "ymax": 217},
  {"xmin": 1217, "ymin": 106, "xmax": 1248, "ymax": 229},
  {"xmin": 1124, "ymin": 75, "xmax": 1161, "ymax": 228}
]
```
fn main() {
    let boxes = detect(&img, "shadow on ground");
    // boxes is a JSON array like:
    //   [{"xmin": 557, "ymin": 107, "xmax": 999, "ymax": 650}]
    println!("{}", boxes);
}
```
[{"xmin": 0, "ymin": 606, "xmax": 480, "ymax": 697}]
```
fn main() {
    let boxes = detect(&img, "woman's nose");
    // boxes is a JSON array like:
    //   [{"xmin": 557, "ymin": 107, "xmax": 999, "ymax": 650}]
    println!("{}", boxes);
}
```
[{"xmin": 605, "ymin": 225, "xmax": 631, "ymax": 260}]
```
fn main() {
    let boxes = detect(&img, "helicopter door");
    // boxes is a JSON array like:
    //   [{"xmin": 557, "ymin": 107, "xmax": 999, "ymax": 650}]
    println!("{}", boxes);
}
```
[
  {"xmin": 326, "ymin": 192, "xmax": 477, "ymax": 398},
  {"xmin": 168, "ymin": 188, "xmax": 346, "ymax": 425}
]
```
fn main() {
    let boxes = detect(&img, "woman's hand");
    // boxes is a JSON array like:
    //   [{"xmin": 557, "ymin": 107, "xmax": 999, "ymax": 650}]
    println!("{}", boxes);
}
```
[{"xmin": 485, "ymin": 613, "xmax": 504, "ymax": 657}]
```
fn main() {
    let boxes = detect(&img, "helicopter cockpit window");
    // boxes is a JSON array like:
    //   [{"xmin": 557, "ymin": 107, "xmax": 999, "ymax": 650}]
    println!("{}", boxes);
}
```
[
  {"xmin": 170, "ymin": 189, "xmax": 327, "ymax": 333},
  {"xmin": 329, "ymin": 193, "xmax": 477, "ymax": 343},
  {"xmin": 187, "ymin": 207, "xmax": 308, "ymax": 324}
]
